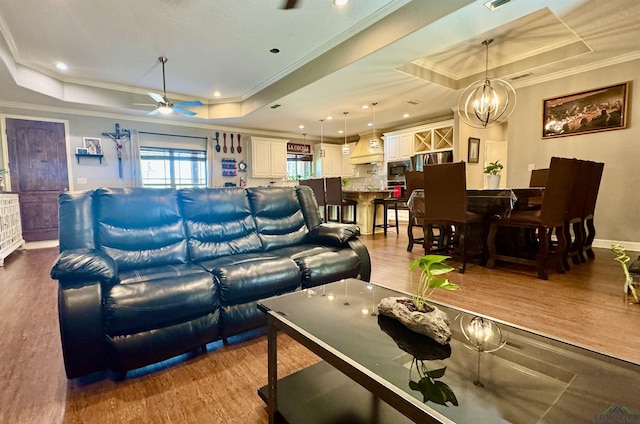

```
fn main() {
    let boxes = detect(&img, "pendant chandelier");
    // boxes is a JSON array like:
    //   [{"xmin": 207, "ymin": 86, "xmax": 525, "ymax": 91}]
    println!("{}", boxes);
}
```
[
  {"xmin": 370, "ymin": 102, "xmax": 379, "ymax": 148},
  {"xmin": 458, "ymin": 39, "xmax": 516, "ymax": 129},
  {"xmin": 342, "ymin": 112, "xmax": 350, "ymax": 154}
]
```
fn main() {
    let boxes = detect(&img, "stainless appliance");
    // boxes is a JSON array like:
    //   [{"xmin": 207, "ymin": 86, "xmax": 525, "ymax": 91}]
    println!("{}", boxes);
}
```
[
  {"xmin": 386, "ymin": 160, "xmax": 410, "ymax": 198},
  {"xmin": 410, "ymin": 150, "xmax": 453, "ymax": 171},
  {"xmin": 387, "ymin": 160, "xmax": 409, "ymax": 181}
]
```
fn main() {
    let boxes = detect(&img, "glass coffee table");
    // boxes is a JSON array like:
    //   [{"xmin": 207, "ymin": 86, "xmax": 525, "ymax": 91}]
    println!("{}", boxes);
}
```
[{"xmin": 258, "ymin": 279, "xmax": 640, "ymax": 423}]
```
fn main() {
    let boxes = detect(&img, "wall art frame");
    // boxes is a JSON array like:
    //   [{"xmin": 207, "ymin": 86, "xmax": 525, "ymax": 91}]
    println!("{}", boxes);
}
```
[
  {"xmin": 468, "ymin": 137, "xmax": 480, "ymax": 163},
  {"xmin": 83, "ymin": 137, "xmax": 103, "ymax": 155},
  {"xmin": 542, "ymin": 82, "xmax": 629, "ymax": 139}
]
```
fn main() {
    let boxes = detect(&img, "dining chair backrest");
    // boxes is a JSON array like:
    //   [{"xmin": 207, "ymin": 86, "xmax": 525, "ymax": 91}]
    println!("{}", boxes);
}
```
[
  {"xmin": 299, "ymin": 178, "xmax": 326, "ymax": 207},
  {"xmin": 565, "ymin": 160, "xmax": 593, "ymax": 222},
  {"xmin": 529, "ymin": 168, "xmax": 549, "ymax": 188},
  {"xmin": 423, "ymin": 162, "xmax": 467, "ymax": 222},
  {"xmin": 324, "ymin": 177, "xmax": 342, "ymax": 206},
  {"xmin": 405, "ymin": 171, "xmax": 424, "ymax": 199},
  {"xmin": 583, "ymin": 161, "xmax": 604, "ymax": 217},
  {"xmin": 539, "ymin": 157, "xmax": 578, "ymax": 226}
]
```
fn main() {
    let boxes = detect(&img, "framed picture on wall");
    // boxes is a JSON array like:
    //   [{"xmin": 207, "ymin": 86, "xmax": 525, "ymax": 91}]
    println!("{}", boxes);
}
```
[
  {"xmin": 468, "ymin": 137, "xmax": 480, "ymax": 163},
  {"xmin": 542, "ymin": 82, "xmax": 629, "ymax": 139},
  {"xmin": 83, "ymin": 137, "xmax": 103, "ymax": 155}
]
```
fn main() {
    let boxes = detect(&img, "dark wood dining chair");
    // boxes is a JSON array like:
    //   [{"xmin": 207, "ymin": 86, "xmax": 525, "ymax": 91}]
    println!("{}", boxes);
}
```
[
  {"xmin": 486, "ymin": 157, "xmax": 578, "ymax": 280},
  {"xmin": 299, "ymin": 178, "xmax": 326, "ymax": 222},
  {"xmin": 563, "ymin": 160, "xmax": 593, "ymax": 269},
  {"xmin": 527, "ymin": 168, "xmax": 548, "ymax": 209},
  {"xmin": 405, "ymin": 171, "xmax": 424, "ymax": 251},
  {"xmin": 324, "ymin": 177, "xmax": 357, "ymax": 224},
  {"xmin": 422, "ymin": 162, "xmax": 483, "ymax": 273},
  {"xmin": 581, "ymin": 161, "xmax": 604, "ymax": 260}
]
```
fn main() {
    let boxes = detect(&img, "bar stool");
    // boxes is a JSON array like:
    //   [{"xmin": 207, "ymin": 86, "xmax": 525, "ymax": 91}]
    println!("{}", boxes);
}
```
[
  {"xmin": 325, "ymin": 177, "xmax": 357, "ymax": 224},
  {"xmin": 372, "ymin": 197, "xmax": 399, "ymax": 235}
]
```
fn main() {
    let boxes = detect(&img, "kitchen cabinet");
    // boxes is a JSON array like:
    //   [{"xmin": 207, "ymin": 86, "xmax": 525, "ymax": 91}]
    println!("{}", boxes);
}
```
[
  {"xmin": 383, "ymin": 119, "xmax": 454, "ymax": 168},
  {"xmin": 314, "ymin": 144, "xmax": 343, "ymax": 178},
  {"xmin": 249, "ymin": 137, "xmax": 287, "ymax": 179}
]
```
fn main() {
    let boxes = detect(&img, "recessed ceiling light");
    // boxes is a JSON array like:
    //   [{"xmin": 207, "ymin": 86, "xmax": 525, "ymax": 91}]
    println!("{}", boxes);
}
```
[
  {"xmin": 299, "ymin": 124, "xmax": 305, "ymax": 129},
  {"xmin": 367, "ymin": 122, "xmax": 373, "ymax": 127},
  {"xmin": 403, "ymin": 113, "xmax": 410, "ymax": 119},
  {"xmin": 333, "ymin": 0, "xmax": 348, "ymax": 6},
  {"xmin": 270, "ymin": 48, "xmax": 280, "ymax": 54},
  {"xmin": 338, "ymin": 130, "xmax": 344, "ymax": 134},
  {"xmin": 56, "ymin": 62, "xmax": 68, "ymax": 71},
  {"xmin": 326, "ymin": 116, "xmax": 333, "ymax": 120},
  {"xmin": 361, "ymin": 105, "xmax": 369, "ymax": 109},
  {"xmin": 213, "ymin": 91, "xmax": 221, "ymax": 97}
]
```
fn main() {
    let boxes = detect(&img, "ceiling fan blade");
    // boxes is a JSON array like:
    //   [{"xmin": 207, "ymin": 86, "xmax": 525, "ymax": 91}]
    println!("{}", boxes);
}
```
[
  {"xmin": 148, "ymin": 92, "xmax": 165, "ymax": 103},
  {"xmin": 133, "ymin": 103, "xmax": 156, "ymax": 107},
  {"xmin": 173, "ymin": 100, "xmax": 203, "ymax": 108},
  {"xmin": 148, "ymin": 109, "xmax": 161, "ymax": 115},
  {"xmin": 173, "ymin": 107, "xmax": 197, "ymax": 117},
  {"xmin": 282, "ymin": 0, "xmax": 298, "ymax": 9}
]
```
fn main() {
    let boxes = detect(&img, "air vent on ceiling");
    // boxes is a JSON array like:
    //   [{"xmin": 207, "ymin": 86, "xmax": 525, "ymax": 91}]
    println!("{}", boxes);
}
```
[
  {"xmin": 406, "ymin": 99, "xmax": 421, "ymax": 105},
  {"xmin": 484, "ymin": 0, "xmax": 511, "ymax": 11},
  {"xmin": 510, "ymin": 72, "xmax": 533, "ymax": 81},
  {"xmin": 270, "ymin": 104, "xmax": 282, "ymax": 109}
]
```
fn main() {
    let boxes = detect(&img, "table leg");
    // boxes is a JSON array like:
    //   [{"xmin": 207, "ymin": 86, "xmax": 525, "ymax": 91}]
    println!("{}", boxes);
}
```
[{"xmin": 268, "ymin": 318, "xmax": 278, "ymax": 424}]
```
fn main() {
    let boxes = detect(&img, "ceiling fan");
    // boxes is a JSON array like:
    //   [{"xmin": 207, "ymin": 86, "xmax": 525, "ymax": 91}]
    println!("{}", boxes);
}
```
[{"xmin": 145, "ymin": 57, "xmax": 202, "ymax": 116}]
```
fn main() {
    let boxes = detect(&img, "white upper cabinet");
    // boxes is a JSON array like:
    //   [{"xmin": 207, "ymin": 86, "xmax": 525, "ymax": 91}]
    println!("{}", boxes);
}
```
[{"xmin": 249, "ymin": 137, "xmax": 287, "ymax": 179}]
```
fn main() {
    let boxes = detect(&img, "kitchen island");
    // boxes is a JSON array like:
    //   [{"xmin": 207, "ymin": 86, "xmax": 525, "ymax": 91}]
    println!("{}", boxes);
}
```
[{"xmin": 343, "ymin": 189, "xmax": 394, "ymax": 235}]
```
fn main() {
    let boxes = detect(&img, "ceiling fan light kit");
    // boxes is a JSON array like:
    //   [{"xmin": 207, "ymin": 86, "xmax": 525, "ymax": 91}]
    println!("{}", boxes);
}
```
[
  {"xmin": 145, "ymin": 56, "xmax": 203, "ymax": 117},
  {"xmin": 458, "ymin": 39, "xmax": 516, "ymax": 129}
]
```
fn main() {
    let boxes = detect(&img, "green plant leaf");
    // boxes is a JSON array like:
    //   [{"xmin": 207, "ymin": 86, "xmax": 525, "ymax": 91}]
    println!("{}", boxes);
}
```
[
  {"xmin": 425, "ymin": 367, "xmax": 447, "ymax": 379},
  {"xmin": 433, "ymin": 381, "xmax": 458, "ymax": 406}
]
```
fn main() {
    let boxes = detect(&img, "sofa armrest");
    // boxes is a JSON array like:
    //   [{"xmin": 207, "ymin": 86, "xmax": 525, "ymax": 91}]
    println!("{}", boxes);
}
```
[
  {"xmin": 50, "ymin": 248, "xmax": 118, "ymax": 286},
  {"xmin": 306, "ymin": 223, "xmax": 360, "ymax": 247},
  {"xmin": 349, "ymin": 238, "xmax": 371, "ymax": 282}
]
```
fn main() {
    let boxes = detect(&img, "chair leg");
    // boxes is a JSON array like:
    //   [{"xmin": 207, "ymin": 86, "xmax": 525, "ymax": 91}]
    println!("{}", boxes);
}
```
[
  {"xmin": 372, "ymin": 202, "xmax": 378, "ymax": 234},
  {"xmin": 562, "ymin": 223, "xmax": 572, "ymax": 272},
  {"xmin": 536, "ymin": 226, "xmax": 550, "ymax": 280},
  {"xmin": 486, "ymin": 223, "xmax": 498, "ymax": 269},
  {"xmin": 394, "ymin": 205, "xmax": 399, "ymax": 234},
  {"xmin": 584, "ymin": 217, "xmax": 596, "ymax": 259},
  {"xmin": 458, "ymin": 223, "xmax": 467, "ymax": 274},
  {"xmin": 383, "ymin": 202, "xmax": 388, "ymax": 235},
  {"xmin": 554, "ymin": 225, "xmax": 568, "ymax": 275},
  {"xmin": 407, "ymin": 214, "xmax": 414, "ymax": 252}
]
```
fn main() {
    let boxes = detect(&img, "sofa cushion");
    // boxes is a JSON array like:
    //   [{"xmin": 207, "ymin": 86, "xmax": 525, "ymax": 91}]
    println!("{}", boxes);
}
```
[
  {"xmin": 247, "ymin": 187, "xmax": 308, "ymax": 251},
  {"xmin": 199, "ymin": 253, "xmax": 301, "ymax": 306},
  {"xmin": 95, "ymin": 188, "xmax": 188, "ymax": 271},
  {"xmin": 179, "ymin": 188, "xmax": 263, "ymax": 262},
  {"xmin": 103, "ymin": 270, "xmax": 217, "ymax": 336}
]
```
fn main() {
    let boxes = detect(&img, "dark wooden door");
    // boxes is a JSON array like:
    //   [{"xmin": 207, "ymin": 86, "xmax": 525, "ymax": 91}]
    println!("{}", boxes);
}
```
[{"xmin": 6, "ymin": 118, "xmax": 68, "ymax": 241}]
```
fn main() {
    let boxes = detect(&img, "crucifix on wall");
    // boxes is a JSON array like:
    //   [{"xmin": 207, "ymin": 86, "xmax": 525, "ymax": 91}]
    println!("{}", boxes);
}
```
[{"xmin": 101, "ymin": 123, "xmax": 130, "ymax": 178}]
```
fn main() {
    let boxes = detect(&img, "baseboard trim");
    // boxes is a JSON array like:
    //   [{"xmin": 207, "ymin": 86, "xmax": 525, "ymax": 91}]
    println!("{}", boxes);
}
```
[{"xmin": 593, "ymin": 239, "xmax": 640, "ymax": 253}]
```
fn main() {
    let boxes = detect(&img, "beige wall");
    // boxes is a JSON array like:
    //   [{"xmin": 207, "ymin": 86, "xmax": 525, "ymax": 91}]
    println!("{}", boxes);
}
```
[{"xmin": 506, "ymin": 59, "xmax": 640, "ymax": 244}]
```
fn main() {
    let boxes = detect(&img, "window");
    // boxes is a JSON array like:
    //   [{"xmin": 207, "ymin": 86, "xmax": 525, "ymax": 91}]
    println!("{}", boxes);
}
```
[
  {"xmin": 287, "ymin": 153, "xmax": 313, "ymax": 181},
  {"xmin": 140, "ymin": 147, "xmax": 207, "ymax": 188}
]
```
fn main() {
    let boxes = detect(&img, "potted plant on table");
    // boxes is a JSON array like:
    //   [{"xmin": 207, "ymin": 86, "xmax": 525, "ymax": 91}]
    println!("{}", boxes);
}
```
[
  {"xmin": 483, "ymin": 160, "xmax": 503, "ymax": 189},
  {"xmin": 377, "ymin": 255, "xmax": 459, "ymax": 344}
]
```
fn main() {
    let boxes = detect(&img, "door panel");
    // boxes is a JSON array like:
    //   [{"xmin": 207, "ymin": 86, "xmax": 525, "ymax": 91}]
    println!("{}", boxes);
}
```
[{"xmin": 5, "ymin": 118, "xmax": 68, "ymax": 241}]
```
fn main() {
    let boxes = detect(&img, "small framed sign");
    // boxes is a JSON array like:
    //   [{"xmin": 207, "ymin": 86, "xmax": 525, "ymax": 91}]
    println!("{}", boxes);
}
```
[
  {"xmin": 76, "ymin": 147, "xmax": 89, "ymax": 155},
  {"xmin": 468, "ymin": 137, "xmax": 480, "ymax": 163}
]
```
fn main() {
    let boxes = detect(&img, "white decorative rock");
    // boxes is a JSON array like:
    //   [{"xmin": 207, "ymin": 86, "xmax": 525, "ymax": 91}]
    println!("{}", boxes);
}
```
[{"xmin": 377, "ymin": 297, "xmax": 451, "ymax": 345}]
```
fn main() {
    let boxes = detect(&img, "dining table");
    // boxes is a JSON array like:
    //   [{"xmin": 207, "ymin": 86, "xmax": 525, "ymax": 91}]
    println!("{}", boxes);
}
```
[{"xmin": 407, "ymin": 187, "xmax": 545, "ymax": 265}]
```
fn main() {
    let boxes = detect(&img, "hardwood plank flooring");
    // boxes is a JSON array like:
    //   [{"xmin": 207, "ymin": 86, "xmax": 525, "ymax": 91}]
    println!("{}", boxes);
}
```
[{"xmin": 0, "ymin": 231, "xmax": 639, "ymax": 423}]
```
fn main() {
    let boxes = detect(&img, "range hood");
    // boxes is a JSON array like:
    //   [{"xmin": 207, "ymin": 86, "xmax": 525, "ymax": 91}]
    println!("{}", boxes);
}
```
[{"xmin": 350, "ymin": 131, "xmax": 385, "ymax": 165}]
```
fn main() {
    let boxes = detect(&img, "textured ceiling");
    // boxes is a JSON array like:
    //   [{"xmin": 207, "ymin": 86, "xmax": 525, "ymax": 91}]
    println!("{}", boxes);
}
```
[{"xmin": 0, "ymin": 0, "xmax": 639, "ymax": 140}]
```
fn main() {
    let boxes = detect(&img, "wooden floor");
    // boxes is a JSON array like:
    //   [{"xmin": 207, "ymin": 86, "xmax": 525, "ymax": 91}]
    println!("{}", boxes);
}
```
[{"xmin": 1, "ymin": 231, "xmax": 639, "ymax": 424}]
